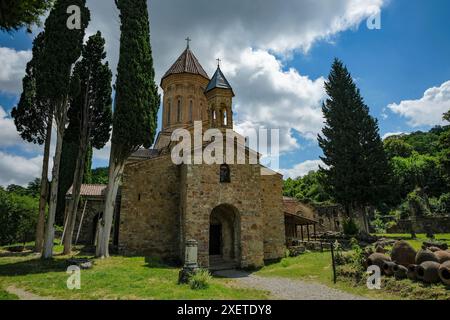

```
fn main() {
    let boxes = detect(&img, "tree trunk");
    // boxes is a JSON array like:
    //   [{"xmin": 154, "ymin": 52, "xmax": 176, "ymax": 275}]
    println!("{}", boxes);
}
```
[
  {"xmin": 62, "ymin": 75, "xmax": 90, "ymax": 255},
  {"xmin": 34, "ymin": 118, "xmax": 52, "ymax": 253},
  {"xmin": 96, "ymin": 146, "xmax": 124, "ymax": 258},
  {"xmin": 62, "ymin": 141, "xmax": 87, "ymax": 254},
  {"xmin": 42, "ymin": 101, "xmax": 67, "ymax": 259}
]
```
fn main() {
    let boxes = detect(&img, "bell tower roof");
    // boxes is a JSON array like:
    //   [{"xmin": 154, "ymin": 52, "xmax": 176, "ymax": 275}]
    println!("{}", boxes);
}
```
[
  {"xmin": 161, "ymin": 46, "xmax": 209, "ymax": 82},
  {"xmin": 205, "ymin": 66, "xmax": 234, "ymax": 96}
]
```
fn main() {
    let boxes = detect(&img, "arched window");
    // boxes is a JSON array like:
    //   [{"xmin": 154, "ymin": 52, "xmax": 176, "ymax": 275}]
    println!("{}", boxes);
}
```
[
  {"xmin": 189, "ymin": 100, "xmax": 193, "ymax": 122},
  {"xmin": 220, "ymin": 164, "xmax": 231, "ymax": 183},
  {"xmin": 177, "ymin": 99, "xmax": 182, "ymax": 122},
  {"xmin": 213, "ymin": 110, "xmax": 217, "ymax": 121},
  {"xmin": 223, "ymin": 109, "xmax": 227, "ymax": 126}
]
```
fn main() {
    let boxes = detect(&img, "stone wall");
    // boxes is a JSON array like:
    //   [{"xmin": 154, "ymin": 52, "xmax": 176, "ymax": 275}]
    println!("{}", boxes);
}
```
[
  {"xmin": 181, "ymin": 162, "xmax": 265, "ymax": 269},
  {"xmin": 388, "ymin": 216, "xmax": 450, "ymax": 234},
  {"xmin": 261, "ymin": 172, "xmax": 286, "ymax": 262},
  {"xmin": 119, "ymin": 154, "xmax": 181, "ymax": 261}
]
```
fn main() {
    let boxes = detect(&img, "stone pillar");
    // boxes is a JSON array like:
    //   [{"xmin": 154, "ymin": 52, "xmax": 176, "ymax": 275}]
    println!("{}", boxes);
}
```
[{"xmin": 178, "ymin": 239, "xmax": 199, "ymax": 284}]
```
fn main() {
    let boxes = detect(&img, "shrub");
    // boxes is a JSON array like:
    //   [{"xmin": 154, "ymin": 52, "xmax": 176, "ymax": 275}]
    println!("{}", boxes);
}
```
[
  {"xmin": 189, "ymin": 269, "xmax": 212, "ymax": 290},
  {"xmin": 343, "ymin": 218, "xmax": 359, "ymax": 236},
  {"xmin": 0, "ymin": 189, "xmax": 38, "ymax": 246}
]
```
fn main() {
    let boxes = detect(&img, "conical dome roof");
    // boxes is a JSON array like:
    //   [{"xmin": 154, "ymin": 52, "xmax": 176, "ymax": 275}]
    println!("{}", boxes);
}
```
[
  {"xmin": 205, "ymin": 66, "xmax": 234, "ymax": 95},
  {"xmin": 162, "ymin": 47, "xmax": 209, "ymax": 81}
]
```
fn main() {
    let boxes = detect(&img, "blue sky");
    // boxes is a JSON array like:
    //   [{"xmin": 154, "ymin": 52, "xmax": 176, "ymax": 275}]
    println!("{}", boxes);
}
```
[{"xmin": 0, "ymin": 0, "xmax": 449, "ymax": 185}]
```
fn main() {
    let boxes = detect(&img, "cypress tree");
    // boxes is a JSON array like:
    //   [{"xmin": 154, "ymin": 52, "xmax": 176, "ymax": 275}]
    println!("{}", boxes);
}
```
[
  {"xmin": 318, "ymin": 59, "xmax": 391, "ymax": 228},
  {"xmin": 0, "ymin": 0, "xmax": 53, "ymax": 32},
  {"xmin": 62, "ymin": 31, "xmax": 112, "ymax": 255},
  {"xmin": 40, "ymin": 0, "xmax": 90, "ymax": 258},
  {"xmin": 96, "ymin": 0, "xmax": 160, "ymax": 258},
  {"xmin": 55, "ymin": 125, "xmax": 93, "ymax": 226},
  {"xmin": 11, "ymin": 32, "xmax": 53, "ymax": 253}
]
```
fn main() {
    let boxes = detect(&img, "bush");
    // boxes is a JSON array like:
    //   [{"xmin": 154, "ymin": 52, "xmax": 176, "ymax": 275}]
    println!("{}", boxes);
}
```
[
  {"xmin": 343, "ymin": 218, "xmax": 359, "ymax": 236},
  {"xmin": 189, "ymin": 269, "xmax": 212, "ymax": 290},
  {"xmin": 0, "ymin": 189, "xmax": 38, "ymax": 246}
]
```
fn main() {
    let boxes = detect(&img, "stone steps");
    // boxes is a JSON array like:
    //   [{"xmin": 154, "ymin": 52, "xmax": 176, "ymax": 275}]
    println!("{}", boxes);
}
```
[{"xmin": 209, "ymin": 255, "xmax": 238, "ymax": 271}]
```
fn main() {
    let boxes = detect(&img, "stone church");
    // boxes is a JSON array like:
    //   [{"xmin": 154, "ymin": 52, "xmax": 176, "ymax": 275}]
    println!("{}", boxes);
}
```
[{"xmin": 117, "ymin": 44, "xmax": 287, "ymax": 269}]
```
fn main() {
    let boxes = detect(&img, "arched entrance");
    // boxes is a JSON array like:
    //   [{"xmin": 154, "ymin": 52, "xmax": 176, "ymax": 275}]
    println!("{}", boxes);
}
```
[{"xmin": 209, "ymin": 204, "xmax": 240, "ymax": 266}]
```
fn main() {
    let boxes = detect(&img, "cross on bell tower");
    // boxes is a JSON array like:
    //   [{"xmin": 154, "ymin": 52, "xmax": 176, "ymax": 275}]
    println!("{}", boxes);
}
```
[
  {"xmin": 185, "ymin": 37, "xmax": 191, "ymax": 49},
  {"xmin": 216, "ymin": 58, "xmax": 221, "ymax": 67}
]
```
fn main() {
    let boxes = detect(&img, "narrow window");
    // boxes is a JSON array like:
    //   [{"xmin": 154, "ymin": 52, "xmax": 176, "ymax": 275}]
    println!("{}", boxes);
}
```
[
  {"xmin": 189, "ymin": 100, "xmax": 193, "ymax": 122},
  {"xmin": 167, "ymin": 101, "xmax": 171, "ymax": 126},
  {"xmin": 223, "ymin": 109, "xmax": 227, "ymax": 126},
  {"xmin": 177, "ymin": 99, "xmax": 182, "ymax": 122},
  {"xmin": 220, "ymin": 164, "xmax": 231, "ymax": 183}
]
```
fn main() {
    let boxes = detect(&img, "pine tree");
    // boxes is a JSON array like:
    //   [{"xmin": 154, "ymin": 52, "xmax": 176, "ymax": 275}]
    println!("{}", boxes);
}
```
[
  {"xmin": 318, "ymin": 59, "xmax": 391, "ymax": 227},
  {"xmin": 96, "ymin": 0, "xmax": 160, "ymax": 258},
  {"xmin": 40, "ymin": 0, "xmax": 90, "ymax": 259},
  {"xmin": 11, "ymin": 32, "xmax": 52, "ymax": 253},
  {"xmin": 62, "ymin": 31, "xmax": 112, "ymax": 255}
]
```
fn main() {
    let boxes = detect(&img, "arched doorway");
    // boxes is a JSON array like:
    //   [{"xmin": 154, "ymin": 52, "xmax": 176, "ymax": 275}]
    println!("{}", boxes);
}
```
[{"xmin": 209, "ymin": 204, "xmax": 240, "ymax": 264}]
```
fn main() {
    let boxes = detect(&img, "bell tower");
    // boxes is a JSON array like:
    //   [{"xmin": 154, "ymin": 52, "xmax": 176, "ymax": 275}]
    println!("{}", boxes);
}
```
[{"xmin": 205, "ymin": 60, "xmax": 235, "ymax": 129}]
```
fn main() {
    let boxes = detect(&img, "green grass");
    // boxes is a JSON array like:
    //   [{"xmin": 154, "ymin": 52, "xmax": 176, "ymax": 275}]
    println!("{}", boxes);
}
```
[
  {"xmin": 0, "ymin": 248, "xmax": 268, "ymax": 300},
  {"xmin": 0, "ymin": 288, "xmax": 18, "ymax": 300}
]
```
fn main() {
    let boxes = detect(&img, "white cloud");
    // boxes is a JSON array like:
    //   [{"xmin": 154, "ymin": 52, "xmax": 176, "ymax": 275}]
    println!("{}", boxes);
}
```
[
  {"xmin": 0, "ymin": 0, "xmax": 388, "ymax": 185},
  {"xmin": 0, "ymin": 47, "xmax": 31, "ymax": 94},
  {"xmin": 280, "ymin": 159, "xmax": 324, "ymax": 179},
  {"xmin": 85, "ymin": 0, "xmax": 386, "ymax": 152},
  {"xmin": 388, "ymin": 80, "xmax": 450, "ymax": 127},
  {"xmin": 382, "ymin": 132, "xmax": 406, "ymax": 140},
  {"xmin": 0, "ymin": 151, "xmax": 43, "ymax": 186},
  {"xmin": 0, "ymin": 105, "xmax": 22, "ymax": 147}
]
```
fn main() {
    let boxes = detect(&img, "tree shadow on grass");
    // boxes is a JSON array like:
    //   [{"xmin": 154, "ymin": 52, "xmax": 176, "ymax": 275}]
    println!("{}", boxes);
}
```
[{"xmin": 0, "ymin": 256, "xmax": 67, "ymax": 277}]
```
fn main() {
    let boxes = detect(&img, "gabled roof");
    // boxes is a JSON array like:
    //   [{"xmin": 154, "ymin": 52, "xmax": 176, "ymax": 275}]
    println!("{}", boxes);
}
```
[
  {"xmin": 205, "ymin": 66, "xmax": 234, "ymax": 94},
  {"xmin": 66, "ymin": 184, "xmax": 107, "ymax": 198},
  {"xmin": 162, "ymin": 48, "xmax": 209, "ymax": 81}
]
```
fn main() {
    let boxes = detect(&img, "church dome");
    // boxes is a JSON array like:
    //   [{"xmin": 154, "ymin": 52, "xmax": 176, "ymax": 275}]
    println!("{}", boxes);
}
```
[
  {"xmin": 205, "ymin": 66, "xmax": 234, "ymax": 96},
  {"xmin": 161, "ymin": 47, "xmax": 209, "ymax": 82}
]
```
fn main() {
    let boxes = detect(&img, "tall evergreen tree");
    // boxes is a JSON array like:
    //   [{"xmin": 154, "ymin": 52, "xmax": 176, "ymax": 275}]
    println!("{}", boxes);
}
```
[
  {"xmin": 0, "ymin": 0, "xmax": 53, "ymax": 32},
  {"xmin": 55, "ymin": 106, "xmax": 93, "ymax": 226},
  {"xmin": 96, "ymin": 0, "xmax": 160, "ymax": 258},
  {"xmin": 318, "ymin": 59, "xmax": 391, "ymax": 228},
  {"xmin": 62, "ymin": 32, "xmax": 112, "ymax": 255},
  {"xmin": 39, "ymin": 0, "xmax": 90, "ymax": 258},
  {"xmin": 11, "ymin": 32, "xmax": 52, "ymax": 253}
]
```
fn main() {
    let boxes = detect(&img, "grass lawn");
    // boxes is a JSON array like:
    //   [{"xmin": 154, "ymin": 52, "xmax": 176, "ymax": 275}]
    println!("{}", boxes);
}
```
[{"xmin": 0, "ymin": 245, "xmax": 268, "ymax": 300}]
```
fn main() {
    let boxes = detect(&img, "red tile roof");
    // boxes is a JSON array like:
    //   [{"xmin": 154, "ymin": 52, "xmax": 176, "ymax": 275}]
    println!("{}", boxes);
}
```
[{"xmin": 66, "ymin": 184, "xmax": 107, "ymax": 198}]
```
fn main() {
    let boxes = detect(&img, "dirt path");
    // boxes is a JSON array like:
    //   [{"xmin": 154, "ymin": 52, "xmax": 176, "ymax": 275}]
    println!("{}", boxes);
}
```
[
  {"xmin": 6, "ymin": 286, "xmax": 53, "ymax": 300},
  {"xmin": 215, "ymin": 270, "xmax": 368, "ymax": 300}
]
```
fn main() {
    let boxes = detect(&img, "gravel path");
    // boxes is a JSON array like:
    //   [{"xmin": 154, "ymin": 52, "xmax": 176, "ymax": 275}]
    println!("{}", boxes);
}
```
[
  {"xmin": 215, "ymin": 270, "xmax": 368, "ymax": 300},
  {"xmin": 6, "ymin": 286, "xmax": 53, "ymax": 300}
]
